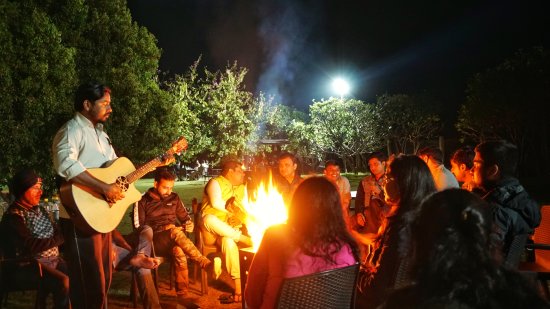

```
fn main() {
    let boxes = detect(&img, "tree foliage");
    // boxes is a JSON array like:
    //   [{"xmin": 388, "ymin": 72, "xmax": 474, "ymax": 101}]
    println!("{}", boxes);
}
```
[
  {"xmin": 308, "ymin": 98, "xmax": 380, "ymax": 171},
  {"xmin": 0, "ymin": 0, "xmax": 174, "ymax": 195},
  {"xmin": 0, "ymin": 0, "xmax": 77, "ymax": 192},
  {"xmin": 165, "ymin": 60, "xmax": 257, "ymax": 163},
  {"xmin": 373, "ymin": 94, "xmax": 441, "ymax": 154},
  {"xmin": 456, "ymin": 47, "xmax": 550, "ymax": 175}
]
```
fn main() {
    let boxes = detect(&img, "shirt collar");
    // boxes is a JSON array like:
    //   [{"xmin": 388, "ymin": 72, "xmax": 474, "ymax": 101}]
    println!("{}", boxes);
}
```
[{"xmin": 75, "ymin": 112, "xmax": 104, "ymax": 131}]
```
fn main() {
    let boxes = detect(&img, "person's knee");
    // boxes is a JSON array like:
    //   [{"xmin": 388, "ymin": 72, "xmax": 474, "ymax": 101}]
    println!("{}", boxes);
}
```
[{"xmin": 139, "ymin": 225, "xmax": 154, "ymax": 241}]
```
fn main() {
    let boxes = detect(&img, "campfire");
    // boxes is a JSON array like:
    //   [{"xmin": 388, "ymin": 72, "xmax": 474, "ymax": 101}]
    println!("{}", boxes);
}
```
[{"xmin": 244, "ymin": 174, "xmax": 288, "ymax": 252}]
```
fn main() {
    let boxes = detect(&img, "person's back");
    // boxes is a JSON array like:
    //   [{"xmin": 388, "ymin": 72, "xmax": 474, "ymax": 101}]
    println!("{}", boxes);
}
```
[
  {"xmin": 417, "ymin": 147, "xmax": 459, "ymax": 191},
  {"xmin": 245, "ymin": 177, "xmax": 359, "ymax": 309},
  {"xmin": 382, "ymin": 189, "xmax": 548, "ymax": 309}
]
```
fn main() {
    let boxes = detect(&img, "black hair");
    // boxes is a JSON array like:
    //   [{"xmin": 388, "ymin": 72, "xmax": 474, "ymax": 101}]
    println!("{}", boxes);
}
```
[
  {"xmin": 475, "ymin": 140, "xmax": 518, "ymax": 177},
  {"xmin": 451, "ymin": 146, "xmax": 475, "ymax": 169},
  {"xmin": 416, "ymin": 147, "xmax": 443, "ymax": 165},
  {"xmin": 74, "ymin": 82, "xmax": 111, "ymax": 112},
  {"xmin": 154, "ymin": 168, "xmax": 176, "ymax": 182},
  {"xmin": 278, "ymin": 152, "xmax": 298, "ymax": 165},
  {"xmin": 368, "ymin": 151, "xmax": 388, "ymax": 163},
  {"xmin": 288, "ymin": 177, "xmax": 360, "ymax": 264}
]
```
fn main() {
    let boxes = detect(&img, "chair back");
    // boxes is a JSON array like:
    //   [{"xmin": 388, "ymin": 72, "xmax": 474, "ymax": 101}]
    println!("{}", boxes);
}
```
[
  {"xmin": 505, "ymin": 233, "xmax": 529, "ymax": 268},
  {"xmin": 276, "ymin": 264, "xmax": 359, "ymax": 309},
  {"xmin": 533, "ymin": 205, "xmax": 550, "ymax": 269}
]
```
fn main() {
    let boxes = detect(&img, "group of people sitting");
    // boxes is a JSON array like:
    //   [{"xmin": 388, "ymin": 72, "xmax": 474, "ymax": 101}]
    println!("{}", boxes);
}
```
[
  {"xmin": 2, "ymin": 142, "xmax": 547, "ymax": 309},
  {"xmin": 241, "ymin": 141, "xmax": 547, "ymax": 308}
]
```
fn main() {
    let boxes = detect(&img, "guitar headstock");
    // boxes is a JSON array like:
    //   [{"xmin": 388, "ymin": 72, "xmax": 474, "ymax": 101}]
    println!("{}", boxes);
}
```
[{"xmin": 167, "ymin": 136, "xmax": 188, "ymax": 155}]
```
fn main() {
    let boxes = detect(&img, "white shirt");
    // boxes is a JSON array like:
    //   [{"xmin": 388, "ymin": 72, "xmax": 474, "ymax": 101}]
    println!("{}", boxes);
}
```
[
  {"xmin": 52, "ymin": 113, "xmax": 118, "ymax": 218},
  {"xmin": 52, "ymin": 112, "xmax": 117, "ymax": 180}
]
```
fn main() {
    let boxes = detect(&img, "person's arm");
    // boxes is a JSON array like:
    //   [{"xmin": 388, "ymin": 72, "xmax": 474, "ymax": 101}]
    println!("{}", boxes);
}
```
[
  {"xmin": 112, "ymin": 229, "xmax": 132, "ymax": 252},
  {"xmin": 205, "ymin": 179, "xmax": 229, "ymax": 213},
  {"xmin": 342, "ymin": 178, "xmax": 352, "ymax": 209},
  {"xmin": 355, "ymin": 181, "xmax": 366, "ymax": 215},
  {"xmin": 137, "ymin": 199, "xmax": 146, "ymax": 228},
  {"xmin": 4, "ymin": 213, "xmax": 63, "ymax": 255},
  {"xmin": 70, "ymin": 170, "xmax": 124, "ymax": 203},
  {"xmin": 175, "ymin": 197, "xmax": 191, "ymax": 224},
  {"xmin": 52, "ymin": 125, "xmax": 123, "ymax": 202}
]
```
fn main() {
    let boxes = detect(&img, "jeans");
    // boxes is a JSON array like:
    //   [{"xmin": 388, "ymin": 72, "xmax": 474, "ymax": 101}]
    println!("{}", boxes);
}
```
[{"xmin": 114, "ymin": 226, "xmax": 161, "ymax": 309}]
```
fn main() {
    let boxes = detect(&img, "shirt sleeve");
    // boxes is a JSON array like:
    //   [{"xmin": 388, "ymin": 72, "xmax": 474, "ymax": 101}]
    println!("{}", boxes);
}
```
[
  {"xmin": 52, "ymin": 123, "xmax": 87, "ymax": 180},
  {"xmin": 137, "ymin": 199, "xmax": 146, "ymax": 228}
]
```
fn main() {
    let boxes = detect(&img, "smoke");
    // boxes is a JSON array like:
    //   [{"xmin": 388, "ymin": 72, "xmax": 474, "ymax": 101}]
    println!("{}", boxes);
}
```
[{"xmin": 256, "ymin": 1, "xmax": 322, "ymax": 106}]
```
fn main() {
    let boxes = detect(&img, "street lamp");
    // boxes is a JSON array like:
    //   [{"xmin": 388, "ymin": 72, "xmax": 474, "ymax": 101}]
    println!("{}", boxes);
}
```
[{"xmin": 331, "ymin": 77, "xmax": 350, "ymax": 98}]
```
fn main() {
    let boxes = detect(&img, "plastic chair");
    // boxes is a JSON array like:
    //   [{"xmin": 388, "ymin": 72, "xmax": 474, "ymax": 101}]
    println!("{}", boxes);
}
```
[
  {"xmin": 519, "ymin": 205, "xmax": 550, "ymax": 300},
  {"xmin": 192, "ymin": 198, "xmax": 220, "ymax": 295},
  {"xmin": 0, "ymin": 250, "xmax": 43, "ymax": 308},
  {"xmin": 276, "ymin": 264, "xmax": 359, "ymax": 309}
]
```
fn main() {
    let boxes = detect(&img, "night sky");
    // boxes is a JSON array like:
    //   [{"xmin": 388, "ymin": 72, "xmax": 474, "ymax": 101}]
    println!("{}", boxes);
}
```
[{"xmin": 128, "ymin": 0, "xmax": 549, "ymax": 111}]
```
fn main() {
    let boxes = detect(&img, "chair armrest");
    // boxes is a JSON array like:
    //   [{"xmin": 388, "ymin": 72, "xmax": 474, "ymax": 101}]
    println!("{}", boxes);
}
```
[{"xmin": 525, "ymin": 243, "xmax": 550, "ymax": 250}]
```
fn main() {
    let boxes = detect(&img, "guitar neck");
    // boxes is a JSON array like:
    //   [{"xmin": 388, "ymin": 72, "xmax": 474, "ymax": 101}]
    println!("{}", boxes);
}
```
[{"xmin": 126, "ymin": 157, "xmax": 163, "ymax": 184}]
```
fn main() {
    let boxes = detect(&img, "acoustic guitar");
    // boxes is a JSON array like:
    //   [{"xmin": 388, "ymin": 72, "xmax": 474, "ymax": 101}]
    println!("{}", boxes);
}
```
[{"xmin": 59, "ymin": 137, "xmax": 187, "ymax": 235}]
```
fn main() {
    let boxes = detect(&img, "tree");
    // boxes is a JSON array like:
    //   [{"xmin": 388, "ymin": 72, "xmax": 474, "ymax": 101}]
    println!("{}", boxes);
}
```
[
  {"xmin": 308, "ymin": 98, "xmax": 380, "ymax": 172},
  {"xmin": 373, "ymin": 94, "xmax": 441, "ymax": 155},
  {"xmin": 0, "ymin": 0, "xmax": 77, "ymax": 193},
  {"xmin": 166, "ymin": 60, "xmax": 257, "ymax": 163},
  {"xmin": 456, "ymin": 47, "xmax": 550, "ymax": 176},
  {"xmin": 0, "ymin": 0, "xmax": 177, "ymax": 195}
]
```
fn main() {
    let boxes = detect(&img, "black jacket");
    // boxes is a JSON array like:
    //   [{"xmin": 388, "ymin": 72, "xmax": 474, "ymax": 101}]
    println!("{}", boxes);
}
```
[{"xmin": 483, "ymin": 177, "xmax": 541, "ymax": 254}]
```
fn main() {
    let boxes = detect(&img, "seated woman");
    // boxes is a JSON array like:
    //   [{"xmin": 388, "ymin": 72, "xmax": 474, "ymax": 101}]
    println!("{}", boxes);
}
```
[
  {"xmin": 357, "ymin": 155, "xmax": 436, "ymax": 308},
  {"xmin": 245, "ymin": 177, "xmax": 360, "ymax": 309},
  {"xmin": 383, "ymin": 189, "xmax": 548, "ymax": 308}
]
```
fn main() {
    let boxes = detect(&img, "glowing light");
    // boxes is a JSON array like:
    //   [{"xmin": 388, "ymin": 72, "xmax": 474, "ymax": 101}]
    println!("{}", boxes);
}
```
[
  {"xmin": 244, "ymin": 174, "xmax": 288, "ymax": 252},
  {"xmin": 331, "ymin": 77, "xmax": 350, "ymax": 98}
]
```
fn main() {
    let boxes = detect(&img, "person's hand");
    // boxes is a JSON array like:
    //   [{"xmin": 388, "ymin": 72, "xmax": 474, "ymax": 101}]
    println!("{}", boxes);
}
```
[
  {"xmin": 158, "ymin": 154, "xmax": 176, "ymax": 167},
  {"xmin": 356, "ymin": 213, "xmax": 366, "ymax": 227},
  {"xmin": 184, "ymin": 220, "xmax": 194, "ymax": 233},
  {"xmin": 104, "ymin": 183, "xmax": 124, "ymax": 204},
  {"xmin": 227, "ymin": 216, "xmax": 242, "ymax": 227}
]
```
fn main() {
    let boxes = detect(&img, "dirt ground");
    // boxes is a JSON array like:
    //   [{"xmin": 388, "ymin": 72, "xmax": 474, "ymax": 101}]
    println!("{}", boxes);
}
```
[{"xmin": 108, "ymin": 262, "xmax": 243, "ymax": 309}]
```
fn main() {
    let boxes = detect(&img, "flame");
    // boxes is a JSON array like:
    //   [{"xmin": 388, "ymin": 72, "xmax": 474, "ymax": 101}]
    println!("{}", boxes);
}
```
[{"xmin": 244, "ymin": 174, "xmax": 288, "ymax": 252}]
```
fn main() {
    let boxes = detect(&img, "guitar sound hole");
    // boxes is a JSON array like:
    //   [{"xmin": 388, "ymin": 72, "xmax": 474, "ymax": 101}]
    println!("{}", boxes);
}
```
[{"xmin": 116, "ymin": 176, "xmax": 129, "ymax": 192}]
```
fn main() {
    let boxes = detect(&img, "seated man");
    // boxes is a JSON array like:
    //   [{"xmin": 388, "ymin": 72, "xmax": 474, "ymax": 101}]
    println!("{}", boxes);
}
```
[
  {"xmin": 1, "ymin": 169, "xmax": 70, "ymax": 309},
  {"xmin": 201, "ymin": 160, "xmax": 252, "ymax": 303},
  {"xmin": 136, "ymin": 168, "xmax": 217, "ymax": 300},
  {"xmin": 323, "ymin": 160, "xmax": 352, "ymax": 214},
  {"xmin": 417, "ymin": 147, "xmax": 459, "ymax": 191}
]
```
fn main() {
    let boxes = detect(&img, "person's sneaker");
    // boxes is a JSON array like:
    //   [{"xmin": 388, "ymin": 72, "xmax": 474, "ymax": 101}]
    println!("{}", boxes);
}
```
[{"xmin": 213, "ymin": 257, "xmax": 222, "ymax": 280}]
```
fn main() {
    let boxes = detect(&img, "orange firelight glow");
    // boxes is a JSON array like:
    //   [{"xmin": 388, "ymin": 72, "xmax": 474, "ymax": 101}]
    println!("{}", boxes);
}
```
[{"xmin": 244, "ymin": 175, "xmax": 288, "ymax": 252}]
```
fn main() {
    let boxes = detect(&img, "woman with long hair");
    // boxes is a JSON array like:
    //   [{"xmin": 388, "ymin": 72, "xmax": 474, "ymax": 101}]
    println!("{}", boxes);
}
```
[
  {"xmin": 357, "ymin": 154, "xmax": 437, "ymax": 308},
  {"xmin": 245, "ymin": 177, "xmax": 360, "ymax": 309},
  {"xmin": 383, "ymin": 189, "xmax": 548, "ymax": 308}
]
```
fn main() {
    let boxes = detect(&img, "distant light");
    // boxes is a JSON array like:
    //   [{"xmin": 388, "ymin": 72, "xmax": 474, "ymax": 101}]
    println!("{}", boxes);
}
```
[{"xmin": 331, "ymin": 77, "xmax": 350, "ymax": 98}]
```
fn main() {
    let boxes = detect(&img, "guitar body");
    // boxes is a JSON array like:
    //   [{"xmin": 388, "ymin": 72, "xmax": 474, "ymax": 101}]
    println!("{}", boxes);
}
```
[{"xmin": 60, "ymin": 157, "xmax": 142, "ymax": 235}]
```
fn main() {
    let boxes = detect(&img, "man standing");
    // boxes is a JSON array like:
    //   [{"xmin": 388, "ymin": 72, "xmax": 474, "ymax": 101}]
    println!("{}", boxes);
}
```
[
  {"xmin": 472, "ymin": 140, "xmax": 541, "ymax": 256},
  {"xmin": 1, "ymin": 169, "xmax": 70, "ymax": 309},
  {"xmin": 201, "ymin": 160, "xmax": 252, "ymax": 303},
  {"xmin": 136, "ymin": 168, "xmax": 217, "ymax": 301},
  {"xmin": 273, "ymin": 152, "xmax": 303, "ymax": 205},
  {"xmin": 355, "ymin": 152, "xmax": 389, "ymax": 234},
  {"xmin": 323, "ymin": 160, "xmax": 352, "ymax": 211},
  {"xmin": 417, "ymin": 147, "xmax": 459, "ymax": 191}
]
